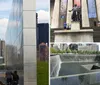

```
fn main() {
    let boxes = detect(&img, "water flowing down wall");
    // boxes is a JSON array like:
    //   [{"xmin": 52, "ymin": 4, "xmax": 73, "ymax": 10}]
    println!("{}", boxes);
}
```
[
  {"xmin": 50, "ymin": 55, "xmax": 62, "ymax": 77},
  {"xmin": 60, "ymin": 53, "xmax": 98, "ymax": 63}
]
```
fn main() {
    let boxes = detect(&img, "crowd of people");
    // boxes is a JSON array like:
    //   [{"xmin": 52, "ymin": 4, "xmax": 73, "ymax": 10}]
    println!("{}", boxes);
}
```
[
  {"xmin": 64, "ymin": 23, "xmax": 71, "ymax": 30},
  {"xmin": 5, "ymin": 71, "xmax": 19, "ymax": 85}
]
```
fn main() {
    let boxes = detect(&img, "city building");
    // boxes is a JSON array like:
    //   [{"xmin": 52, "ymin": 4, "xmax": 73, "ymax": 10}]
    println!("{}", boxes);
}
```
[
  {"xmin": 0, "ymin": 40, "xmax": 6, "ymax": 64},
  {"xmin": 39, "ymin": 43, "xmax": 49, "ymax": 61},
  {"xmin": 0, "ymin": 40, "xmax": 5, "ymax": 57},
  {"xmin": 6, "ymin": 0, "xmax": 36, "ymax": 85},
  {"xmin": 37, "ymin": 23, "xmax": 49, "ymax": 46},
  {"xmin": 51, "ymin": 0, "xmax": 100, "ymax": 42},
  {"xmin": 78, "ymin": 44, "xmax": 99, "ymax": 51}
]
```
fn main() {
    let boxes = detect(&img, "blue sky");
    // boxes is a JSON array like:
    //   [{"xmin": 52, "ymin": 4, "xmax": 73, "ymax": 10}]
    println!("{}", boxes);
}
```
[
  {"xmin": 0, "ymin": 0, "xmax": 12, "ymax": 40},
  {"xmin": 0, "ymin": 0, "xmax": 49, "ymax": 40},
  {"xmin": 36, "ymin": 0, "xmax": 49, "ymax": 11},
  {"xmin": 0, "ymin": 0, "xmax": 12, "ymax": 18}
]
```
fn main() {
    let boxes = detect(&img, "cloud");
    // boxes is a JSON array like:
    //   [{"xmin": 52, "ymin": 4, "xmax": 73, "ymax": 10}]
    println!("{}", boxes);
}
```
[
  {"xmin": 36, "ymin": 0, "xmax": 49, "ymax": 11},
  {"xmin": 0, "ymin": 18, "xmax": 8, "ymax": 40},
  {"xmin": 0, "ymin": 0, "xmax": 12, "ymax": 39},
  {"xmin": 0, "ymin": 0, "xmax": 12, "ymax": 19},
  {"xmin": 0, "ymin": 18, "xmax": 8, "ymax": 27},
  {"xmin": 0, "ymin": 0, "xmax": 12, "ymax": 11},
  {"xmin": 37, "ymin": 10, "xmax": 49, "ymax": 23}
]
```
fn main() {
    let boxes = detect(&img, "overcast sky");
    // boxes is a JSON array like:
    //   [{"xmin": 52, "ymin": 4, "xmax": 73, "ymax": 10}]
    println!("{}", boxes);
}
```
[
  {"xmin": 36, "ymin": 0, "xmax": 49, "ymax": 23},
  {"xmin": 0, "ymin": 0, "xmax": 12, "ymax": 40}
]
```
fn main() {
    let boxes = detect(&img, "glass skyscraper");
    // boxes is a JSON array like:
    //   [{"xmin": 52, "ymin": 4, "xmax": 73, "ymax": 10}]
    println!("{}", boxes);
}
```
[{"xmin": 6, "ymin": 0, "xmax": 36, "ymax": 85}]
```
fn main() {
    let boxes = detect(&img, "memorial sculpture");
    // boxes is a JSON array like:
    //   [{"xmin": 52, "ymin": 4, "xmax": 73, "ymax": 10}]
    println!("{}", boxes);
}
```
[
  {"xmin": 50, "ymin": 0, "xmax": 100, "ymax": 42},
  {"xmin": 69, "ymin": 4, "xmax": 81, "ymax": 21}
]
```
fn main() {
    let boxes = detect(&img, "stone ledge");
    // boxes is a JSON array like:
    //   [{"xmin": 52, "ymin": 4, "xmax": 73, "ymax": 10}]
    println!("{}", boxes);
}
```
[
  {"xmin": 71, "ymin": 21, "xmax": 80, "ymax": 31},
  {"xmin": 54, "ymin": 29, "xmax": 93, "ymax": 34},
  {"xmin": 54, "ymin": 30, "xmax": 93, "ymax": 42}
]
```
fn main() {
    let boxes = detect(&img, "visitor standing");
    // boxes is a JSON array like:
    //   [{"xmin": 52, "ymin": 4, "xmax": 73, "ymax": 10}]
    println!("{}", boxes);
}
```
[
  {"xmin": 5, "ymin": 70, "xmax": 13, "ymax": 85},
  {"xmin": 64, "ymin": 22, "xmax": 67, "ymax": 29},
  {"xmin": 12, "ymin": 71, "xmax": 19, "ymax": 85}
]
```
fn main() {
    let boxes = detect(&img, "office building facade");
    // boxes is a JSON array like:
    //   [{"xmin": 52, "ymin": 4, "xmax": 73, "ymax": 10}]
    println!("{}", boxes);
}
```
[{"xmin": 0, "ymin": 40, "xmax": 6, "ymax": 58}]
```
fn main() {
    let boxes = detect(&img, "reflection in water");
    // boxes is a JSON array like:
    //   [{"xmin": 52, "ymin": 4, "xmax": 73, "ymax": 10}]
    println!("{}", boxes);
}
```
[
  {"xmin": 79, "ymin": 75, "xmax": 85, "ymax": 83},
  {"xmin": 96, "ymin": 73, "xmax": 100, "ymax": 83},
  {"xmin": 51, "ymin": 76, "xmax": 81, "ymax": 85},
  {"xmin": 51, "ymin": 73, "xmax": 100, "ymax": 85}
]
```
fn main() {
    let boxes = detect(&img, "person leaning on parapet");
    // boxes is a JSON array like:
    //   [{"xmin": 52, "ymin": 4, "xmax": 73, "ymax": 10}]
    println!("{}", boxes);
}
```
[
  {"xmin": 69, "ymin": 4, "xmax": 79, "ymax": 21},
  {"xmin": 5, "ymin": 70, "xmax": 13, "ymax": 85},
  {"xmin": 12, "ymin": 71, "xmax": 19, "ymax": 85}
]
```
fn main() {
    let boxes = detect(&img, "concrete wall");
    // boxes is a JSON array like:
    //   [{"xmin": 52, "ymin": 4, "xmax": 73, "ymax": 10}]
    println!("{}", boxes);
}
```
[
  {"xmin": 51, "ymin": 0, "xmax": 60, "ymax": 28},
  {"xmin": 54, "ymin": 30, "xmax": 93, "ymax": 42},
  {"xmin": 81, "ymin": 0, "xmax": 90, "ymax": 27},
  {"xmin": 23, "ymin": 0, "xmax": 36, "ymax": 85},
  {"xmin": 96, "ymin": 0, "xmax": 100, "ymax": 21}
]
